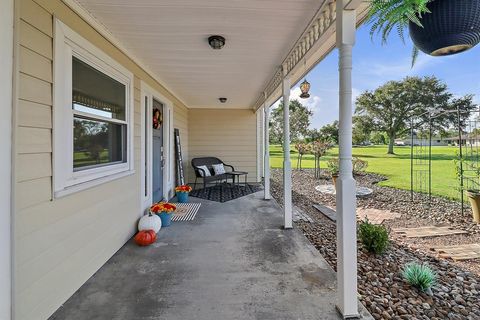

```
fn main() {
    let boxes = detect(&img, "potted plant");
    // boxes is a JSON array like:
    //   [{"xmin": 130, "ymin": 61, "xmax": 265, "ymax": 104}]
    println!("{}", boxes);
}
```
[
  {"xmin": 150, "ymin": 202, "xmax": 177, "ymax": 227},
  {"xmin": 175, "ymin": 185, "xmax": 193, "ymax": 203},
  {"xmin": 454, "ymin": 155, "xmax": 480, "ymax": 223},
  {"xmin": 466, "ymin": 190, "xmax": 480, "ymax": 223},
  {"xmin": 326, "ymin": 158, "xmax": 340, "ymax": 188},
  {"xmin": 367, "ymin": 0, "xmax": 480, "ymax": 65}
]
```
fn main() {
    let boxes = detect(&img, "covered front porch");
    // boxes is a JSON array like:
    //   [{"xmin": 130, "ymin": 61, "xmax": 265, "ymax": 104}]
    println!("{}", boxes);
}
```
[{"xmin": 50, "ymin": 192, "xmax": 372, "ymax": 320}]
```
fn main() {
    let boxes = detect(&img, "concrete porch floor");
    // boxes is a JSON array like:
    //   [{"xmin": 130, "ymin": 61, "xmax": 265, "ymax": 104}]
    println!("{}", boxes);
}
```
[{"xmin": 50, "ymin": 191, "xmax": 372, "ymax": 320}]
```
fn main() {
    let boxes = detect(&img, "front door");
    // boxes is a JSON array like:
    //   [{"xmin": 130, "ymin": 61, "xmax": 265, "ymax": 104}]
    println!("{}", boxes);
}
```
[{"xmin": 152, "ymin": 99, "xmax": 164, "ymax": 202}]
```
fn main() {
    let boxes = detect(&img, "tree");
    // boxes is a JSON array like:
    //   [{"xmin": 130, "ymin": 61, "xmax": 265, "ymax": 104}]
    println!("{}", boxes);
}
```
[
  {"xmin": 355, "ymin": 76, "xmax": 477, "ymax": 154},
  {"xmin": 311, "ymin": 140, "xmax": 331, "ymax": 179},
  {"xmin": 352, "ymin": 115, "xmax": 374, "ymax": 145},
  {"xmin": 295, "ymin": 142, "xmax": 311, "ymax": 169},
  {"xmin": 269, "ymin": 99, "xmax": 313, "ymax": 146},
  {"xmin": 318, "ymin": 121, "xmax": 339, "ymax": 144}
]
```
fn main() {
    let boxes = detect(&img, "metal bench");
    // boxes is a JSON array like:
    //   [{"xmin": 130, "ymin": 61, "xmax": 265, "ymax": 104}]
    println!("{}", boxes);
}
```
[{"xmin": 191, "ymin": 157, "xmax": 235, "ymax": 189}]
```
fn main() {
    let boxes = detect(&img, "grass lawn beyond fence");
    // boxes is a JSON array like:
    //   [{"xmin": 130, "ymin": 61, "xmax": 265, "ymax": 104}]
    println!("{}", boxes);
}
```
[{"xmin": 269, "ymin": 145, "xmax": 462, "ymax": 200}]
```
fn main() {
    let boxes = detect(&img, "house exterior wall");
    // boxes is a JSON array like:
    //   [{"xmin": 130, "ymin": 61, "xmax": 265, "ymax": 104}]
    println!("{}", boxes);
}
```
[
  {"xmin": 1, "ymin": 1, "xmax": 14, "ymax": 319},
  {"xmin": 188, "ymin": 109, "xmax": 259, "ymax": 183},
  {"xmin": 13, "ymin": 0, "xmax": 189, "ymax": 319}
]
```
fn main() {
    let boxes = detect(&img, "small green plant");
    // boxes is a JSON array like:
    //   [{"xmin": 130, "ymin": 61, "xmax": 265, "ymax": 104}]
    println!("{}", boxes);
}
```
[
  {"xmin": 402, "ymin": 262, "xmax": 436, "ymax": 292},
  {"xmin": 353, "ymin": 157, "xmax": 368, "ymax": 174},
  {"xmin": 358, "ymin": 219, "xmax": 389, "ymax": 254},
  {"xmin": 326, "ymin": 158, "xmax": 339, "ymax": 176}
]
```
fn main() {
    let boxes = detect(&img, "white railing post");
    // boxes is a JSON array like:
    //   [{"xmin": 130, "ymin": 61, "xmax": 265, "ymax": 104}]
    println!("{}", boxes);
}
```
[
  {"xmin": 1, "ymin": 0, "xmax": 13, "ymax": 319},
  {"xmin": 264, "ymin": 98, "xmax": 271, "ymax": 200},
  {"xmin": 336, "ymin": 0, "xmax": 359, "ymax": 318},
  {"xmin": 282, "ymin": 67, "xmax": 292, "ymax": 229}
]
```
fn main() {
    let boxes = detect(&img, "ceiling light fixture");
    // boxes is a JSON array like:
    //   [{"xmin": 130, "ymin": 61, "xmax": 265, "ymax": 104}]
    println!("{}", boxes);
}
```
[
  {"xmin": 208, "ymin": 35, "xmax": 225, "ymax": 50},
  {"xmin": 219, "ymin": 97, "xmax": 227, "ymax": 103}
]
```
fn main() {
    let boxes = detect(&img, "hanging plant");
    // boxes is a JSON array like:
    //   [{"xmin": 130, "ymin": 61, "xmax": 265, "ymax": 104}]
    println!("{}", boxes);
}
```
[{"xmin": 367, "ymin": 0, "xmax": 480, "ymax": 66}]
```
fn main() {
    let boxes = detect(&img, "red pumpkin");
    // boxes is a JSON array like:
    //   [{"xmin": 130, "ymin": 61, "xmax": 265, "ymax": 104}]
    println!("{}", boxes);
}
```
[{"xmin": 134, "ymin": 229, "xmax": 157, "ymax": 246}]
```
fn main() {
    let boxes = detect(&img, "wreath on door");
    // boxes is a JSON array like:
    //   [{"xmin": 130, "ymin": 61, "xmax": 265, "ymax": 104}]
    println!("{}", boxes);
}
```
[{"xmin": 153, "ymin": 108, "xmax": 162, "ymax": 129}]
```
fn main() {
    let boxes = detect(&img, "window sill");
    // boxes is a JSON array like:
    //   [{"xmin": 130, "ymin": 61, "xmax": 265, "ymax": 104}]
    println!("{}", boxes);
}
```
[{"xmin": 54, "ymin": 169, "xmax": 135, "ymax": 199}]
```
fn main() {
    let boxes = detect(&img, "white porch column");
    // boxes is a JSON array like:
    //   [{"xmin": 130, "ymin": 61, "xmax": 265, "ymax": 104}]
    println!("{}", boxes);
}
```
[
  {"xmin": 1, "ymin": 0, "xmax": 14, "ymax": 319},
  {"xmin": 263, "ymin": 99, "xmax": 271, "ymax": 200},
  {"xmin": 336, "ymin": 1, "xmax": 359, "ymax": 318},
  {"xmin": 282, "ymin": 67, "xmax": 292, "ymax": 229}
]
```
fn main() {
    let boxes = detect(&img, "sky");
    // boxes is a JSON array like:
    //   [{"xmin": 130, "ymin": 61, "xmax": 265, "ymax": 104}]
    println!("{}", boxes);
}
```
[{"xmin": 276, "ymin": 24, "xmax": 480, "ymax": 129}]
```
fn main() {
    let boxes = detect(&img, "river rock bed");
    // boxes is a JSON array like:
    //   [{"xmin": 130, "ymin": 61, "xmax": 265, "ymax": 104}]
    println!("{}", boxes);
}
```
[{"xmin": 271, "ymin": 168, "xmax": 480, "ymax": 320}]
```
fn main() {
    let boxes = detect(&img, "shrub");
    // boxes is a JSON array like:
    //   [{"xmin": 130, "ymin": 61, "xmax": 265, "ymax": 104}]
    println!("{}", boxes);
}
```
[
  {"xmin": 358, "ymin": 219, "xmax": 389, "ymax": 254},
  {"xmin": 353, "ymin": 157, "xmax": 368, "ymax": 174},
  {"xmin": 402, "ymin": 262, "xmax": 436, "ymax": 292},
  {"xmin": 326, "ymin": 158, "xmax": 339, "ymax": 175}
]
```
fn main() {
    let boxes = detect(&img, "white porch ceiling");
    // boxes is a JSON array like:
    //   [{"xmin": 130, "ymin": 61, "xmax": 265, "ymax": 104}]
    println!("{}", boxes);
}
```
[{"xmin": 74, "ymin": 0, "xmax": 324, "ymax": 109}]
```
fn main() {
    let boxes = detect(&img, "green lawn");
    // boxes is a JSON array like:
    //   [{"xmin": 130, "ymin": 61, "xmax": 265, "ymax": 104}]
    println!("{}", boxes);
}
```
[{"xmin": 270, "ymin": 145, "xmax": 462, "ymax": 200}]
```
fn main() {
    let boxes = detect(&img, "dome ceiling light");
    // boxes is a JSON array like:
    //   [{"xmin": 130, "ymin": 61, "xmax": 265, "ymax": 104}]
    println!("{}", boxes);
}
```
[{"xmin": 208, "ymin": 35, "xmax": 225, "ymax": 50}]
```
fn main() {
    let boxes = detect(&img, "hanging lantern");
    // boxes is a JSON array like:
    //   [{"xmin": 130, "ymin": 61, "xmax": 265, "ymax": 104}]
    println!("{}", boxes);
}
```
[{"xmin": 299, "ymin": 79, "xmax": 311, "ymax": 99}]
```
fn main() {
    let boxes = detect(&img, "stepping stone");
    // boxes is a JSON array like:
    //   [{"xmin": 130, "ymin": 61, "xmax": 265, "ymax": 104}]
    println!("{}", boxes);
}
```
[
  {"xmin": 293, "ymin": 205, "xmax": 313, "ymax": 223},
  {"xmin": 315, "ymin": 185, "xmax": 373, "ymax": 198},
  {"xmin": 357, "ymin": 208, "xmax": 401, "ymax": 225},
  {"xmin": 313, "ymin": 204, "xmax": 337, "ymax": 222},
  {"xmin": 430, "ymin": 244, "xmax": 480, "ymax": 261},
  {"xmin": 392, "ymin": 226, "xmax": 467, "ymax": 238}
]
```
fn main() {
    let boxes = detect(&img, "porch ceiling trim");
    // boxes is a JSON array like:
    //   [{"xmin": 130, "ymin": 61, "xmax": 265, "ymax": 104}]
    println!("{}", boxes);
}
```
[{"xmin": 254, "ymin": 0, "xmax": 369, "ymax": 111}]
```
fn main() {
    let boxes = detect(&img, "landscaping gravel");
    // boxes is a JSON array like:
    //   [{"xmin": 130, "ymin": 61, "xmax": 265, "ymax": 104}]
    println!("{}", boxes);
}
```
[{"xmin": 271, "ymin": 168, "xmax": 480, "ymax": 320}]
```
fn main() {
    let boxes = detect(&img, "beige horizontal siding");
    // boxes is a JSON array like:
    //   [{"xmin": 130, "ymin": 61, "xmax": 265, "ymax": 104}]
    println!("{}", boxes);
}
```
[
  {"xmin": 19, "ymin": 19, "xmax": 52, "ymax": 59},
  {"xmin": 14, "ymin": 0, "xmax": 190, "ymax": 319},
  {"xmin": 17, "ymin": 100, "xmax": 52, "ymax": 128},
  {"xmin": 19, "ymin": 0, "xmax": 52, "ymax": 36},
  {"xmin": 18, "ymin": 73, "xmax": 51, "ymax": 106},
  {"xmin": 16, "ymin": 153, "xmax": 51, "ymax": 182},
  {"xmin": 188, "ymin": 109, "xmax": 258, "ymax": 183},
  {"xmin": 15, "ymin": 177, "xmax": 52, "ymax": 211},
  {"xmin": 19, "ymin": 46, "xmax": 52, "ymax": 83},
  {"xmin": 16, "ymin": 127, "xmax": 51, "ymax": 154}
]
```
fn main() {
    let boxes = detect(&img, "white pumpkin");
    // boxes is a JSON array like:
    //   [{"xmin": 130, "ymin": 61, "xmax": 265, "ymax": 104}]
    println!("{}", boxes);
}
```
[{"xmin": 138, "ymin": 213, "xmax": 162, "ymax": 233}]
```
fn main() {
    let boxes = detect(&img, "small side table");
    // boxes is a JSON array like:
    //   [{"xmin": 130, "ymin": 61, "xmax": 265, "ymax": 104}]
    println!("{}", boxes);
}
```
[{"xmin": 226, "ymin": 171, "xmax": 248, "ymax": 187}]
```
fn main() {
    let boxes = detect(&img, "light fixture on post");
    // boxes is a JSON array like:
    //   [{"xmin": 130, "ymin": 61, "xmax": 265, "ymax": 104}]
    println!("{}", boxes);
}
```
[
  {"xmin": 208, "ymin": 35, "xmax": 225, "ymax": 50},
  {"xmin": 299, "ymin": 79, "xmax": 311, "ymax": 99},
  {"xmin": 219, "ymin": 97, "xmax": 227, "ymax": 103}
]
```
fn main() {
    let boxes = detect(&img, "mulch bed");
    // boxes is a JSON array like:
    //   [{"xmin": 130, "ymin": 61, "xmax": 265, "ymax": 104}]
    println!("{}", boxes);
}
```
[{"xmin": 271, "ymin": 168, "xmax": 480, "ymax": 320}]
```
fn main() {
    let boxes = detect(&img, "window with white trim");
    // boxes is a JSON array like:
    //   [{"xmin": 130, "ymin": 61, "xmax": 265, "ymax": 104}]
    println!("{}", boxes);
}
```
[{"xmin": 54, "ymin": 20, "xmax": 134, "ymax": 197}]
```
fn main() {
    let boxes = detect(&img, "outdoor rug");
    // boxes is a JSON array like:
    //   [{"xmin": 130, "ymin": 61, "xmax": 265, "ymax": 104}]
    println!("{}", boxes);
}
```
[
  {"xmin": 190, "ymin": 184, "xmax": 262, "ymax": 203},
  {"xmin": 172, "ymin": 203, "xmax": 201, "ymax": 221}
]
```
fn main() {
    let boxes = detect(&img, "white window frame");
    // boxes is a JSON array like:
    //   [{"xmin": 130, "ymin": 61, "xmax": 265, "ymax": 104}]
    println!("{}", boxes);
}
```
[{"xmin": 53, "ymin": 19, "xmax": 134, "ymax": 198}]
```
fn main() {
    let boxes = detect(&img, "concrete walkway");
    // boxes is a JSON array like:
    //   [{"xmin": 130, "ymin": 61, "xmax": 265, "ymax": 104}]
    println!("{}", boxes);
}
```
[{"xmin": 50, "ymin": 191, "xmax": 372, "ymax": 320}]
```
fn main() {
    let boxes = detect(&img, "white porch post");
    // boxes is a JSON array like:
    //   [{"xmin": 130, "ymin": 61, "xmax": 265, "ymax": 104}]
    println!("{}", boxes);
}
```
[
  {"xmin": 1, "ymin": 0, "xmax": 14, "ymax": 319},
  {"xmin": 263, "ymin": 98, "xmax": 271, "ymax": 200},
  {"xmin": 282, "ymin": 67, "xmax": 292, "ymax": 229},
  {"xmin": 336, "ymin": 0, "xmax": 359, "ymax": 318}
]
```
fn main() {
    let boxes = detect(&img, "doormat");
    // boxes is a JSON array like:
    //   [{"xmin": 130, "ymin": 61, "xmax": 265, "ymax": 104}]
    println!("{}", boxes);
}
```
[
  {"xmin": 430, "ymin": 243, "xmax": 480, "ymax": 261},
  {"xmin": 190, "ymin": 184, "xmax": 262, "ymax": 203},
  {"xmin": 392, "ymin": 226, "xmax": 467, "ymax": 238},
  {"xmin": 172, "ymin": 203, "xmax": 201, "ymax": 221}
]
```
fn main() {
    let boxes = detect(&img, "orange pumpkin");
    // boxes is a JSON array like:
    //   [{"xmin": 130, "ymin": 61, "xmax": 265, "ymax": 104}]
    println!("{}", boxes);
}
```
[{"xmin": 134, "ymin": 229, "xmax": 157, "ymax": 246}]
